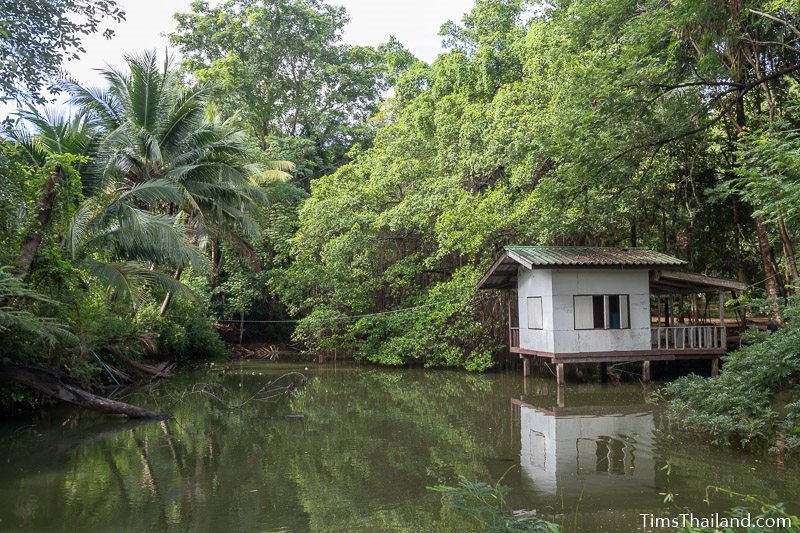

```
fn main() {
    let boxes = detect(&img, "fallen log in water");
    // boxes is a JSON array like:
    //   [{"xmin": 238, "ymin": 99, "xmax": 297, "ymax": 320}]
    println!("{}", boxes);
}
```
[
  {"xmin": 0, "ymin": 363, "xmax": 172, "ymax": 419},
  {"xmin": 122, "ymin": 358, "xmax": 176, "ymax": 378}
]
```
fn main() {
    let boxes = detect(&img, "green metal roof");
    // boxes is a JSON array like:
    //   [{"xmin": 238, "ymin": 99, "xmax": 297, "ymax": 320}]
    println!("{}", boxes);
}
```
[{"xmin": 504, "ymin": 246, "xmax": 686, "ymax": 267}]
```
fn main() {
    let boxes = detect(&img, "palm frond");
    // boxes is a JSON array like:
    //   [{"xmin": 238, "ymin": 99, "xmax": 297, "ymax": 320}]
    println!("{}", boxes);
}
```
[
  {"xmin": 0, "ymin": 267, "xmax": 75, "ymax": 343},
  {"xmin": 84, "ymin": 260, "xmax": 195, "ymax": 305}
]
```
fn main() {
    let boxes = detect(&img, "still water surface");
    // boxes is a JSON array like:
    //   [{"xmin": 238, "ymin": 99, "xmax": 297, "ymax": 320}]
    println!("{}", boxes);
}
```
[{"xmin": 0, "ymin": 362, "xmax": 797, "ymax": 532}]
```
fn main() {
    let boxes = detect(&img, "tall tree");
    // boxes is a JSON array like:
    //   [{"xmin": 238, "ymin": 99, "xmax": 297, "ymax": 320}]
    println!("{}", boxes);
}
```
[
  {"xmin": 0, "ymin": 0, "xmax": 125, "ymax": 105},
  {"xmin": 170, "ymin": 0, "xmax": 412, "ymax": 182}
]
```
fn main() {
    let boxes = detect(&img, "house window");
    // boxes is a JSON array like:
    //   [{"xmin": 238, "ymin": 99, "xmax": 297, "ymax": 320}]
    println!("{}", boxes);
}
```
[
  {"xmin": 527, "ymin": 297, "xmax": 543, "ymax": 330},
  {"xmin": 574, "ymin": 295, "xmax": 630, "ymax": 330}
]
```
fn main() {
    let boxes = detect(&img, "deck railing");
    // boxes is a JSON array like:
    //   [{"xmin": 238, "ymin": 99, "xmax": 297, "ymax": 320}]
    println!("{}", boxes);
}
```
[
  {"xmin": 509, "ymin": 327, "xmax": 520, "ymax": 349},
  {"xmin": 652, "ymin": 325, "xmax": 726, "ymax": 350}
]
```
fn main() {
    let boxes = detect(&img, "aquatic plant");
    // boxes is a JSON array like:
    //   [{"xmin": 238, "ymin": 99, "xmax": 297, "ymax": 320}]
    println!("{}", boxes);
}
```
[{"xmin": 429, "ymin": 476, "xmax": 560, "ymax": 532}]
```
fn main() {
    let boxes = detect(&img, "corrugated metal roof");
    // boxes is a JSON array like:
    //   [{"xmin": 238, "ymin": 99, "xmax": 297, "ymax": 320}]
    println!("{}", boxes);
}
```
[{"xmin": 504, "ymin": 246, "xmax": 686, "ymax": 267}]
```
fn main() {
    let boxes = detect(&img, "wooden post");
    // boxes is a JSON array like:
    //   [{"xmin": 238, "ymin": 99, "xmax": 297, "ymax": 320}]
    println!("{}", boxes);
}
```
[
  {"xmin": 523, "ymin": 357, "xmax": 531, "ymax": 377},
  {"xmin": 711, "ymin": 356, "xmax": 719, "ymax": 377},
  {"xmin": 719, "ymin": 291, "xmax": 727, "ymax": 350},
  {"xmin": 556, "ymin": 363, "xmax": 565, "ymax": 386},
  {"xmin": 642, "ymin": 360, "xmax": 651, "ymax": 383},
  {"xmin": 239, "ymin": 309, "xmax": 244, "ymax": 345},
  {"xmin": 507, "ymin": 296, "xmax": 512, "ymax": 350}
]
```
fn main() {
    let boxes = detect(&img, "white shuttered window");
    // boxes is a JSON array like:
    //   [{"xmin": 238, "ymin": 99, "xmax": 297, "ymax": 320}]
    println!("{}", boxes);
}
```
[
  {"xmin": 574, "ymin": 296, "xmax": 594, "ymax": 329},
  {"xmin": 527, "ymin": 297, "xmax": 543, "ymax": 329}
]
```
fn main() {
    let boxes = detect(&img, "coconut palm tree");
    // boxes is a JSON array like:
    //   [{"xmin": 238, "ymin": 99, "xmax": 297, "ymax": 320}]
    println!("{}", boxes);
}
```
[
  {"xmin": 65, "ymin": 51, "xmax": 292, "ymax": 311},
  {"xmin": 66, "ymin": 51, "xmax": 291, "ymax": 244},
  {"xmin": 7, "ymin": 107, "xmax": 203, "ymax": 303},
  {"xmin": 9, "ymin": 51, "xmax": 293, "ymax": 306}
]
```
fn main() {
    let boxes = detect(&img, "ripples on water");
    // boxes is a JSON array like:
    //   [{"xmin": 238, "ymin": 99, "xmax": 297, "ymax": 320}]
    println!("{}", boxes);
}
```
[{"xmin": 0, "ymin": 362, "xmax": 797, "ymax": 532}]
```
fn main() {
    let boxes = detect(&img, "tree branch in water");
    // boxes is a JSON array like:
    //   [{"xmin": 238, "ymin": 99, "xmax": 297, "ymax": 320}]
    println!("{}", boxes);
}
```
[{"xmin": 0, "ymin": 364, "xmax": 172, "ymax": 420}]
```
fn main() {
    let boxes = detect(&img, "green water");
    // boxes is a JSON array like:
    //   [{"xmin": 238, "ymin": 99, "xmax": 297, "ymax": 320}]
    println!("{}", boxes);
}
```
[{"xmin": 0, "ymin": 362, "xmax": 797, "ymax": 532}]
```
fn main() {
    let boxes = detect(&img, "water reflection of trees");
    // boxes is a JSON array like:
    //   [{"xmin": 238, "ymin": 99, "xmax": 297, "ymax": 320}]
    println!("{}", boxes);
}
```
[{"xmin": 0, "ymin": 365, "xmax": 522, "ymax": 532}]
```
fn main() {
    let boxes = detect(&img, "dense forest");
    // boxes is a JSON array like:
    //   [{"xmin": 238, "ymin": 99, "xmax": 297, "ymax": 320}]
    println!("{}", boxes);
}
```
[{"xmin": 1, "ymin": 0, "xmax": 799, "ymax": 450}]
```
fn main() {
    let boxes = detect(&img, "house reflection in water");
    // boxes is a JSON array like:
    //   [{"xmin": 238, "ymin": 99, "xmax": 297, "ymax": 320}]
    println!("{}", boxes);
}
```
[{"xmin": 513, "ymin": 385, "xmax": 660, "ymax": 505}]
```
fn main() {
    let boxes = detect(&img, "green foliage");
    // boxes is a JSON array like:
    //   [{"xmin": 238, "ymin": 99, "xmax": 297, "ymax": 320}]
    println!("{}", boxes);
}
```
[
  {"xmin": 680, "ymin": 488, "xmax": 799, "ymax": 532},
  {"xmin": 273, "ymin": 0, "xmax": 800, "ymax": 371},
  {"xmin": 137, "ymin": 295, "xmax": 227, "ymax": 360},
  {"xmin": 0, "ymin": 267, "xmax": 74, "ymax": 359},
  {"xmin": 0, "ymin": 0, "xmax": 125, "ymax": 105},
  {"xmin": 430, "ymin": 476, "xmax": 560, "ymax": 532},
  {"xmin": 170, "ymin": 0, "xmax": 415, "ymax": 181},
  {"xmin": 660, "ymin": 299, "xmax": 800, "ymax": 451}
]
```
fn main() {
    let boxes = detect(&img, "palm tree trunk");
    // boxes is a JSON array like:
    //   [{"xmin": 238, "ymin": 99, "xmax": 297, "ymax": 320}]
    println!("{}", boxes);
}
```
[
  {"xmin": 210, "ymin": 239, "xmax": 221, "ymax": 289},
  {"xmin": 158, "ymin": 267, "xmax": 183, "ymax": 317},
  {"xmin": 14, "ymin": 165, "xmax": 64, "ymax": 279}
]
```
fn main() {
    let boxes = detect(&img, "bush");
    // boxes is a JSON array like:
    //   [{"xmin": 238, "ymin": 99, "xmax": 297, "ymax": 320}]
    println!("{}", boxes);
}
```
[
  {"xmin": 659, "ymin": 300, "xmax": 800, "ymax": 452},
  {"xmin": 136, "ymin": 292, "xmax": 227, "ymax": 361}
]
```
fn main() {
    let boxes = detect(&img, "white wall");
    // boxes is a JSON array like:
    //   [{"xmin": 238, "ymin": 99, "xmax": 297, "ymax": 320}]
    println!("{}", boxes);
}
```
[
  {"xmin": 517, "ymin": 268, "xmax": 651, "ymax": 354},
  {"xmin": 552, "ymin": 269, "xmax": 651, "ymax": 353},
  {"xmin": 517, "ymin": 268, "xmax": 554, "ymax": 353}
]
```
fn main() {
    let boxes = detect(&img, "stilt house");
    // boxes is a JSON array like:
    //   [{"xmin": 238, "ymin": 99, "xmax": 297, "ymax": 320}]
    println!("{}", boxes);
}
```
[{"xmin": 477, "ymin": 246, "xmax": 748, "ymax": 383}]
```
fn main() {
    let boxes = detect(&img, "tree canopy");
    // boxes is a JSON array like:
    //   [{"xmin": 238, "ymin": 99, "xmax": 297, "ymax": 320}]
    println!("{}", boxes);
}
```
[
  {"xmin": 0, "ymin": 0, "xmax": 125, "ymax": 105},
  {"xmin": 171, "ymin": 0, "xmax": 416, "ymax": 182}
]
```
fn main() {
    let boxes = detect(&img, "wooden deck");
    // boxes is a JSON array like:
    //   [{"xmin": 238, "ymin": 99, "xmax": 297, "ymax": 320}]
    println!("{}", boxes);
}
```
[{"xmin": 509, "ymin": 325, "xmax": 726, "ymax": 364}]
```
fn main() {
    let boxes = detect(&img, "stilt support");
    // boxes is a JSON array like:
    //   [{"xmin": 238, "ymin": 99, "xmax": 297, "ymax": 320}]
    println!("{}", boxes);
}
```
[
  {"xmin": 556, "ymin": 363, "xmax": 565, "ymax": 386},
  {"xmin": 523, "ymin": 357, "xmax": 531, "ymax": 377},
  {"xmin": 711, "ymin": 356, "xmax": 719, "ymax": 377},
  {"xmin": 642, "ymin": 360, "xmax": 651, "ymax": 383}
]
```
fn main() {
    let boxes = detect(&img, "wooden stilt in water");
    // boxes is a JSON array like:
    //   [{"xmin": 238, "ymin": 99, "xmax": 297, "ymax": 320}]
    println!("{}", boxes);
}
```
[
  {"xmin": 642, "ymin": 360, "xmax": 651, "ymax": 383},
  {"xmin": 711, "ymin": 356, "xmax": 719, "ymax": 377},
  {"xmin": 523, "ymin": 357, "xmax": 531, "ymax": 377},
  {"xmin": 556, "ymin": 363, "xmax": 565, "ymax": 386},
  {"xmin": 719, "ymin": 292, "xmax": 727, "ymax": 349}
]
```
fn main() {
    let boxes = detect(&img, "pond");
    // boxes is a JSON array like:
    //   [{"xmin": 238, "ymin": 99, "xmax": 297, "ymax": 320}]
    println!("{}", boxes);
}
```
[{"xmin": 0, "ymin": 361, "xmax": 797, "ymax": 532}]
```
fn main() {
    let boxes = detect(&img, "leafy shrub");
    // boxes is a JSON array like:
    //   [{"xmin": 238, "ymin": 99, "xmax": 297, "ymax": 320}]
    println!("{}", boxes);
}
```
[
  {"xmin": 136, "ymin": 290, "xmax": 227, "ymax": 360},
  {"xmin": 660, "ymin": 299, "xmax": 800, "ymax": 452},
  {"xmin": 429, "ymin": 477, "xmax": 559, "ymax": 532}
]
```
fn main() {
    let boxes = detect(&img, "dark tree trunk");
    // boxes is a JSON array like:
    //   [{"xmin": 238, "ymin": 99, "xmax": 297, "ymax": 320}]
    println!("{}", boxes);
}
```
[
  {"xmin": 0, "ymin": 364, "xmax": 171, "ymax": 419},
  {"xmin": 735, "ymin": 90, "xmax": 747, "ymax": 131},
  {"xmin": 209, "ymin": 239, "xmax": 221, "ymax": 289},
  {"xmin": 731, "ymin": 199, "xmax": 748, "ymax": 325},
  {"xmin": 754, "ymin": 216, "xmax": 784, "ymax": 323},
  {"xmin": 778, "ymin": 216, "xmax": 799, "ymax": 288},
  {"xmin": 14, "ymin": 166, "xmax": 64, "ymax": 279}
]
